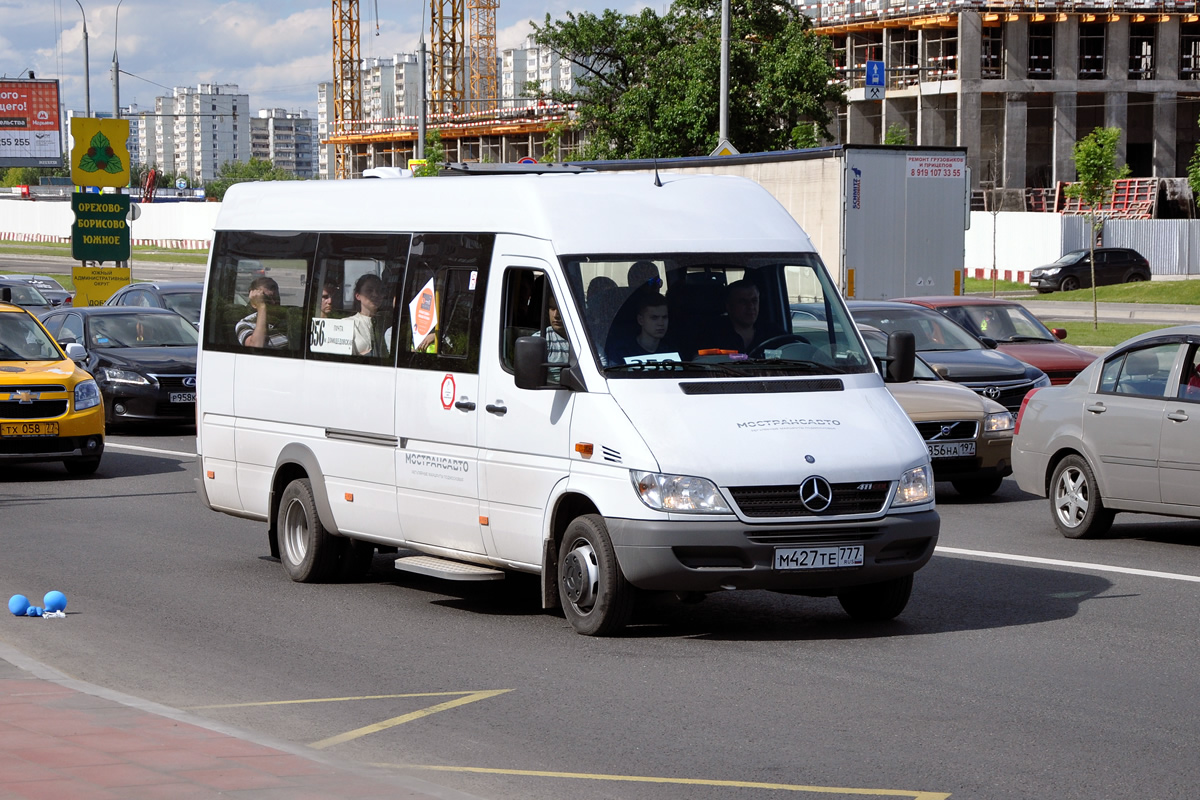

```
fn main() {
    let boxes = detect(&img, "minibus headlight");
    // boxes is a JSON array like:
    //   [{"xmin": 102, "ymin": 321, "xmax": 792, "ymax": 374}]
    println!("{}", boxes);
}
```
[
  {"xmin": 984, "ymin": 411, "xmax": 1014, "ymax": 433},
  {"xmin": 74, "ymin": 379, "xmax": 101, "ymax": 411},
  {"xmin": 99, "ymin": 367, "xmax": 150, "ymax": 386},
  {"xmin": 630, "ymin": 471, "xmax": 731, "ymax": 514},
  {"xmin": 894, "ymin": 465, "xmax": 933, "ymax": 506}
]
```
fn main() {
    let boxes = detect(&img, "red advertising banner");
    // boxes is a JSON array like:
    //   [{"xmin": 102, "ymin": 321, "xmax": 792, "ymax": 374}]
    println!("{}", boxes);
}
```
[{"xmin": 0, "ymin": 79, "xmax": 63, "ymax": 167}]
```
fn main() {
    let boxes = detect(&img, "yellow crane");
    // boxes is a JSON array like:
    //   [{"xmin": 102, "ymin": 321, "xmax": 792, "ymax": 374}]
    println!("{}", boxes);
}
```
[{"xmin": 331, "ymin": 0, "xmax": 362, "ymax": 179}]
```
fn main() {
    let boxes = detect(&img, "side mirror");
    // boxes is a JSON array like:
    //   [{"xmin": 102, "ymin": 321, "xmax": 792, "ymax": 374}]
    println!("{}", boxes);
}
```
[
  {"xmin": 884, "ymin": 330, "xmax": 915, "ymax": 384},
  {"xmin": 980, "ymin": 337, "xmax": 999, "ymax": 349},
  {"xmin": 1051, "ymin": 328, "xmax": 1067, "ymax": 340},
  {"xmin": 514, "ymin": 335, "xmax": 548, "ymax": 390},
  {"xmin": 64, "ymin": 342, "xmax": 87, "ymax": 362}
]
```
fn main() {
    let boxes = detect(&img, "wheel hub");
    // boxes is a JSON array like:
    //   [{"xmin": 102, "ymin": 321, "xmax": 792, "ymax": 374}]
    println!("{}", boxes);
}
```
[
  {"xmin": 561, "ymin": 542, "xmax": 598, "ymax": 609},
  {"xmin": 282, "ymin": 498, "xmax": 309, "ymax": 563}
]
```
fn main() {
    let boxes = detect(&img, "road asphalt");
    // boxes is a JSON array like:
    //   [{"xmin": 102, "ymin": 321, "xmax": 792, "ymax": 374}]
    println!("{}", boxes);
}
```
[{"xmin": 0, "ymin": 641, "xmax": 483, "ymax": 800}]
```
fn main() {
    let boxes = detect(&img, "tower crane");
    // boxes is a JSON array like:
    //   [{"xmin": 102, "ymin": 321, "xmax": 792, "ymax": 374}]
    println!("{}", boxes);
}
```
[{"xmin": 331, "ymin": 0, "xmax": 362, "ymax": 179}]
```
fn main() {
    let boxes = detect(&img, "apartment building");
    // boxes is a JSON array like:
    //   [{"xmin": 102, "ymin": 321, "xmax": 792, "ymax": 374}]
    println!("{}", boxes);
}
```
[
  {"xmin": 137, "ymin": 84, "xmax": 249, "ymax": 183},
  {"xmin": 811, "ymin": 0, "xmax": 1200, "ymax": 189},
  {"xmin": 250, "ymin": 109, "xmax": 317, "ymax": 178}
]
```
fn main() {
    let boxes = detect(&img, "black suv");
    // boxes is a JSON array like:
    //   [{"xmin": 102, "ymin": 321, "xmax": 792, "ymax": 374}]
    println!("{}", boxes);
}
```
[{"xmin": 1029, "ymin": 247, "xmax": 1151, "ymax": 293}]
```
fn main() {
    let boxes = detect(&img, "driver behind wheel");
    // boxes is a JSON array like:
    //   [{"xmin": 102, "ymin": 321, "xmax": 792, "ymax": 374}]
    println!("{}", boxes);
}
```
[{"xmin": 711, "ymin": 278, "xmax": 783, "ymax": 354}]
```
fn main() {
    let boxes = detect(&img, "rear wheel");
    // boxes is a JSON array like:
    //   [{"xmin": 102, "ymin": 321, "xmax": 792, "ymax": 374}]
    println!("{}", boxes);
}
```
[
  {"xmin": 1050, "ymin": 455, "xmax": 1114, "ymax": 539},
  {"xmin": 1059, "ymin": 276, "xmax": 1081, "ymax": 292},
  {"xmin": 837, "ymin": 574, "xmax": 913, "ymax": 621},
  {"xmin": 950, "ymin": 475, "xmax": 1004, "ymax": 498},
  {"xmin": 1124, "ymin": 271, "xmax": 1148, "ymax": 283},
  {"xmin": 64, "ymin": 457, "xmax": 101, "ymax": 476},
  {"xmin": 557, "ymin": 514, "xmax": 634, "ymax": 636},
  {"xmin": 277, "ymin": 478, "xmax": 340, "ymax": 582}
]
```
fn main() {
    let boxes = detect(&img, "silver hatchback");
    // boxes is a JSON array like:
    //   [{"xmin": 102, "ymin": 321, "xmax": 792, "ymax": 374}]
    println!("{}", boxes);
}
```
[{"xmin": 1013, "ymin": 325, "xmax": 1200, "ymax": 538}]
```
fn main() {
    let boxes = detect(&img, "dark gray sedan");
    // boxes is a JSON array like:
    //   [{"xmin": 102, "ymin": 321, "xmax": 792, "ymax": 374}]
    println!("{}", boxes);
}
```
[{"xmin": 1013, "ymin": 325, "xmax": 1200, "ymax": 538}]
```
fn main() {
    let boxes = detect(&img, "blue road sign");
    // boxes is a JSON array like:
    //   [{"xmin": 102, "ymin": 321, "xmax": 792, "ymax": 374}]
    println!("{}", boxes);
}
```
[{"xmin": 865, "ymin": 61, "xmax": 885, "ymax": 88}]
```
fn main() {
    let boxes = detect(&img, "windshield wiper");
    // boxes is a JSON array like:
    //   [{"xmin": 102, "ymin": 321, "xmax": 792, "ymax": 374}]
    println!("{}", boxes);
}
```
[
  {"xmin": 1001, "ymin": 335, "xmax": 1055, "ymax": 343},
  {"xmin": 602, "ymin": 359, "xmax": 744, "ymax": 377},
  {"xmin": 735, "ymin": 358, "xmax": 848, "ymax": 374}
]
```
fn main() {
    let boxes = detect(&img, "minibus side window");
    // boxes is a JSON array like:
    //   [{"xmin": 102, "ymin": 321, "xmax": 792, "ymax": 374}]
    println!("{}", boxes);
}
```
[
  {"xmin": 202, "ymin": 231, "xmax": 317, "ymax": 358},
  {"xmin": 500, "ymin": 268, "xmax": 570, "ymax": 380},
  {"xmin": 396, "ymin": 233, "xmax": 493, "ymax": 374},
  {"xmin": 307, "ymin": 233, "xmax": 409, "ymax": 366}
]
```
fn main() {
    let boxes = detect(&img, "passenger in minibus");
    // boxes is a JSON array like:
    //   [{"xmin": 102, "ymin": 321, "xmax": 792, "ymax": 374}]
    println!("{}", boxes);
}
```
[
  {"xmin": 318, "ymin": 282, "xmax": 340, "ymax": 318},
  {"xmin": 712, "ymin": 278, "xmax": 779, "ymax": 353},
  {"xmin": 236, "ymin": 277, "xmax": 288, "ymax": 349},
  {"xmin": 350, "ymin": 274, "xmax": 386, "ymax": 356}
]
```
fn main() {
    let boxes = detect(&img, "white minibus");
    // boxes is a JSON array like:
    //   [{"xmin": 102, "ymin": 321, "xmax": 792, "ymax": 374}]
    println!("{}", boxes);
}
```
[{"xmin": 195, "ymin": 170, "xmax": 938, "ymax": 635}]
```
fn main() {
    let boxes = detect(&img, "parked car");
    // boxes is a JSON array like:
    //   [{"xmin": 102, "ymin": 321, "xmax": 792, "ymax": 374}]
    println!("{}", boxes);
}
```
[
  {"xmin": 1013, "ymin": 325, "xmax": 1200, "ymax": 538},
  {"xmin": 1028, "ymin": 247, "xmax": 1151, "ymax": 293},
  {"xmin": 0, "ymin": 279, "xmax": 55, "ymax": 314},
  {"xmin": 893, "ymin": 296, "xmax": 1098, "ymax": 384},
  {"xmin": 0, "ymin": 290, "xmax": 105, "ymax": 474},
  {"xmin": 861, "ymin": 327, "xmax": 1014, "ymax": 497},
  {"xmin": 2, "ymin": 274, "xmax": 73, "ymax": 306},
  {"xmin": 848, "ymin": 301, "xmax": 1051, "ymax": 414},
  {"xmin": 38, "ymin": 306, "xmax": 198, "ymax": 426},
  {"xmin": 105, "ymin": 281, "xmax": 204, "ymax": 325}
]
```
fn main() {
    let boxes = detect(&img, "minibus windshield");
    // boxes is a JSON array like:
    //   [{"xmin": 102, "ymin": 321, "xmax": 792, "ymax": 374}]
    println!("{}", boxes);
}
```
[{"xmin": 563, "ymin": 253, "xmax": 872, "ymax": 378}]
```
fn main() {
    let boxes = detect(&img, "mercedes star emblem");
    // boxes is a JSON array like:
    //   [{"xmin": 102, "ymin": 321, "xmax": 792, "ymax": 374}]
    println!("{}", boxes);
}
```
[{"xmin": 798, "ymin": 476, "xmax": 833, "ymax": 513}]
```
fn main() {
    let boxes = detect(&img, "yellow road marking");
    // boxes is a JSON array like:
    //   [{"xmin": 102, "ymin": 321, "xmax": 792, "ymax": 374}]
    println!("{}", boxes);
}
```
[
  {"xmin": 309, "ymin": 690, "xmax": 512, "ymax": 750},
  {"xmin": 378, "ymin": 764, "xmax": 951, "ymax": 799},
  {"xmin": 186, "ymin": 691, "xmax": 497, "ymax": 710}
]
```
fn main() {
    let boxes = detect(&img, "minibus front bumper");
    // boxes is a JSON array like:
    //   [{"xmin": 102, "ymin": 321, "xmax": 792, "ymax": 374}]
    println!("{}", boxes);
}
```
[{"xmin": 607, "ymin": 510, "xmax": 939, "ymax": 593}]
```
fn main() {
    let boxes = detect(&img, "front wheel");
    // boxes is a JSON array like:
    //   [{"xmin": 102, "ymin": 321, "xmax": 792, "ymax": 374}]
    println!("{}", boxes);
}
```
[
  {"xmin": 837, "ymin": 574, "xmax": 913, "ymax": 621},
  {"xmin": 950, "ymin": 475, "xmax": 1004, "ymax": 499},
  {"xmin": 557, "ymin": 514, "xmax": 634, "ymax": 636},
  {"xmin": 277, "ymin": 478, "xmax": 341, "ymax": 582},
  {"xmin": 64, "ymin": 457, "xmax": 101, "ymax": 476},
  {"xmin": 1050, "ymin": 455, "xmax": 1114, "ymax": 539}
]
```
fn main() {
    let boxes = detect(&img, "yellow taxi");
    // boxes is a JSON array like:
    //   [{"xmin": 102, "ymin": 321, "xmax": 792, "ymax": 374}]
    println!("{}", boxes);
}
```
[{"xmin": 0, "ymin": 289, "xmax": 105, "ymax": 475}]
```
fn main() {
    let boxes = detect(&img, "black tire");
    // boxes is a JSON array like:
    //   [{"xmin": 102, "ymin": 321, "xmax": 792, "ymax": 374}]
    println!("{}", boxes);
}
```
[
  {"xmin": 337, "ymin": 539, "xmax": 376, "ymax": 581},
  {"xmin": 837, "ymin": 574, "xmax": 913, "ymax": 621},
  {"xmin": 1124, "ymin": 271, "xmax": 1148, "ymax": 283},
  {"xmin": 950, "ymin": 475, "xmax": 1004, "ymax": 499},
  {"xmin": 557, "ymin": 514, "xmax": 634, "ymax": 636},
  {"xmin": 1050, "ymin": 455, "xmax": 1114, "ymax": 539},
  {"xmin": 64, "ymin": 457, "xmax": 101, "ymax": 476},
  {"xmin": 1059, "ymin": 276, "xmax": 1081, "ymax": 292},
  {"xmin": 276, "ymin": 478, "xmax": 340, "ymax": 582}
]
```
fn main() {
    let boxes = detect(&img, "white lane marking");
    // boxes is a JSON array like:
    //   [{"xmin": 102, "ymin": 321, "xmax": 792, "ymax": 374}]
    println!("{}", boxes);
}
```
[
  {"xmin": 105, "ymin": 442, "xmax": 197, "ymax": 459},
  {"xmin": 937, "ymin": 545, "xmax": 1200, "ymax": 583}
]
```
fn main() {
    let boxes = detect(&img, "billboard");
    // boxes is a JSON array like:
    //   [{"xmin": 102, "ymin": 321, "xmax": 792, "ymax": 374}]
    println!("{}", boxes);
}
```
[{"xmin": 0, "ymin": 79, "xmax": 63, "ymax": 168}]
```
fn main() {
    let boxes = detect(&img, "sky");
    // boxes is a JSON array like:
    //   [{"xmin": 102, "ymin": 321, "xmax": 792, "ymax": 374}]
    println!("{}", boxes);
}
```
[{"xmin": 0, "ymin": 0, "xmax": 644, "ymax": 116}]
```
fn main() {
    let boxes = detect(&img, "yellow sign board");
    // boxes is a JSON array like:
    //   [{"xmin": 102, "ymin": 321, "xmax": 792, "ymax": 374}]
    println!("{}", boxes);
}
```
[
  {"xmin": 71, "ymin": 265, "xmax": 131, "ymax": 307},
  {"xmin": 70, "ymin": 118, "xmax": 131, "ymax": 188}
]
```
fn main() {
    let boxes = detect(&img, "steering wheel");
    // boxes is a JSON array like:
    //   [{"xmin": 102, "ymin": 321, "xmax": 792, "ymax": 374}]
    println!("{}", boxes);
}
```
[{"xmin": 750, "ymin": 333, "xmax": 810, "ymax": 358}]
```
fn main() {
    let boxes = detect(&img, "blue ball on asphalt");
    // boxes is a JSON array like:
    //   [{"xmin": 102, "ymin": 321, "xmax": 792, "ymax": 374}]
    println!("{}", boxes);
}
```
[
  {"xmin": 25, "ymin": 606, "xmax": 42, "ymax": 617},
  {"xmin": 8, "ymin": 595, "xmax": 29, "ymax": 616},
  {"xmin": 43, "ymin": 591, "xmax": 67, "ymax": 613}
]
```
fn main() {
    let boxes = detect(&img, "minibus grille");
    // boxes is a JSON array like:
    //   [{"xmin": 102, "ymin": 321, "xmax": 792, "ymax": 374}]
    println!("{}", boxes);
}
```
[
  {"xmin": 0, "ymin": 400, "xmax": 68, "ymax": 420},
  {"xmin": 728, "ymin": 482, "xmax": 890, "ymax": 518},
  {"xmin": 742, "ymin": 528, "xmax": 882, "ymax": 545},
  {"xmin": 679, "ymin": 378, "xmax": 843, "ymax": 395}
]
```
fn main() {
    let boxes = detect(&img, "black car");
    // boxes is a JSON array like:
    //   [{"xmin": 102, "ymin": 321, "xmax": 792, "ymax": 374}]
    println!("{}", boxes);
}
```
[
  {"xmin": 1028, "ymin": 247, "xmax": 1151, "ymax": 293},
  {"xmin": 39, "ymin": 307, "xmax": 198, "ymax": 426},
  {"xmin": 849, "ymin": 301, "xmax": 1051, "ymax": 414},
  {"xmin": 3, "ymin": 274, "xmax": 73, "ymax": 306},
  {"xmin": 105, "ymin": 281, "xmax": 204, "ymax": 325},
  {"xmin": 0, "ymin": 279, "xmax": 55, "ymax": 314}
]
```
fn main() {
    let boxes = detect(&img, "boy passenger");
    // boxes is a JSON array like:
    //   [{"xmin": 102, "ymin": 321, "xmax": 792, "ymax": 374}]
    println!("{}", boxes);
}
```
[{"xmin": 237, "ymin": 277, "xmax": 288, "ymax": 348}]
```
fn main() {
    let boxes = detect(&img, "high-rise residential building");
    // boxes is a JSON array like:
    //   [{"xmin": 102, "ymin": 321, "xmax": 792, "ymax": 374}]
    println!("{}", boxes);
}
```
[
  {"xmin": 317, "ymin": 82, "xmax": 334, "ymax": 179},
  {"xmin": 151, "ymin": 84, "xmax": 250, "ymax": 184},
  {"xmin": 251, "ymin": 109, "xmax": 317, "ymax": 178},
  {"xmin": 394, "ymin": 53, "xmax": 423, "ymax": 119},
  {"xmin": 501, "ymin": 34, "xmax": 579, "ymax": 108},
  {"xmin": 363, "ymin": 57, "xmax": 397, "ymax": 120}
]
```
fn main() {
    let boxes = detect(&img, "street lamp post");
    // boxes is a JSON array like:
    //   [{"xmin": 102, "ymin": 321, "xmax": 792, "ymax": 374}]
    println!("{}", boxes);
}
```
[
  {"xmin": 112, "ymin": 0, "xmax": 124, "ymax": 118},
  {"xmin": 72, "ymin": 0, "xmax": 90, "ymax": 117}
]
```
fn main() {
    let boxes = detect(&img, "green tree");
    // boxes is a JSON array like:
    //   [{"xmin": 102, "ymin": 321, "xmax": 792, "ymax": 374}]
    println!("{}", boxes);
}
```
[
  {"xmin": 1187, "ymin": 125, "xmax": 1200, "ymax": 206},
  {"xmin": 1064, "ymin": 127, "xmax": 1130, "ymax": 328},
  {"xmin": 204, "ymin": 158, "xmax": 297, "ymax": 201},
  {"xmin": 412, "ymin": 130, "xmax": 446, "ymax": 177},
  {"xmin": 533, "ymin": 0, "xmax": 845, "ymax": 160},
  {"xmin": 884, "ymin": 123, "xmax": 910, "ymax": 146}
]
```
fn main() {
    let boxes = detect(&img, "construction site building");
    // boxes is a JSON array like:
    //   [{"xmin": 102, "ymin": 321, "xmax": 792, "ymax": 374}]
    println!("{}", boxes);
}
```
[{"xmin": 808, "ymin": 0, "xmax": 1200, "ymax": 192}]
